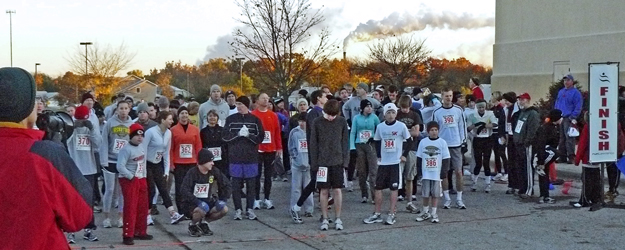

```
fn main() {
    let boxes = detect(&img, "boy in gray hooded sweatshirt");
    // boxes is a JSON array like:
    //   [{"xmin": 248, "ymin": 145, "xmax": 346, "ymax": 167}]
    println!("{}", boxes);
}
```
[{"xmin": 288, "ymin": 113, "xmax": 313, "ymax": 223}]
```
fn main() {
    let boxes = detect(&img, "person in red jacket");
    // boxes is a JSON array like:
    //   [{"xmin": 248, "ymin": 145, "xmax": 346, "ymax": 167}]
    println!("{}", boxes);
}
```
[
  {"xmin": 0, "ymin": 67, "xmax": 93, "ymax": 249},
  {"xmin": 469, "ymin": 77, "xmax": 484, "ymax": 100},
  {"xmin": 251, "ymin": 93, "xmax": 283, "ymax": 210},
  {"xmin": 170, "ymin": 106, "xmax": 203, "ymax": 211},
  {"xmin": 573, "ymin": 111, "xmax": 601, "ymax": 209}
]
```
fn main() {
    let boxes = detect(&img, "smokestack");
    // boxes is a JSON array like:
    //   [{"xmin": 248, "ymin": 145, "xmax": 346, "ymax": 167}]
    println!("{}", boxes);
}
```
[
  {"xmin": 343, "ymin": 10, "xmax": 495, "ymax": 51},
  {"xmin": 343, "ymin": 52, "xmax": 346, "ymax": 61}
]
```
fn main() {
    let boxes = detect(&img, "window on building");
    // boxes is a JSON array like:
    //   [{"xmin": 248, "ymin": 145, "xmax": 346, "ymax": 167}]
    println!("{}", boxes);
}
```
[{"xmin": 136, "ymin": 87, "xmax": 141, "ymax": 93}]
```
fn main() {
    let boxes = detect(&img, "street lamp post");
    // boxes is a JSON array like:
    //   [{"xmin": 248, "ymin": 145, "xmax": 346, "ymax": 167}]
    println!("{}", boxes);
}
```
[
  {"xmin": 79, "ymin": 42, "xmax": 92, "ymax": 98},
  {"xmin": 236, "ymin": 57, "xmax": 245, "ymax": 91},
  {"xmin": 35, "ymin": 63, "xmax": 40, "ymax": 90},
  {"xmin": 6, "ymin": 10, "xmax": 15, "ymax": 67}
]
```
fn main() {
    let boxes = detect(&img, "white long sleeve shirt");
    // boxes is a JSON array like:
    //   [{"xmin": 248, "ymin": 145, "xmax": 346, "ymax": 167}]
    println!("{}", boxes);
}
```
[
  {"xmin": 432, "ymin": 105, "xmax": 466, "ymax": 147},
  {"xmin": 142, "ymin": 126, "xmax": 172, "ymax": 173}
]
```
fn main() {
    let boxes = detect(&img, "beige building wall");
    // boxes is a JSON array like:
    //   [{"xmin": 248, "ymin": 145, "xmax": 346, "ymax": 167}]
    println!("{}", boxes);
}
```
[{"xmin": 492, "ymin": 0, "xmax": 625, "ymax": 103}]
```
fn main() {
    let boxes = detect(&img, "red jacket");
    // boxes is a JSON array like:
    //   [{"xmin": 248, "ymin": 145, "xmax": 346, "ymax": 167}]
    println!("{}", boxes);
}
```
[
  {"xmin": 472, "ymin": 86, "xmax": 484, "ymax": 100},
  {"xmin": 0, "ymin": 125, "xmax": 92, "ymax": 250},
  {"xmin": 574, "ymin": 124, "xmax": 589, "ymax": 166},
  {"xmin": 170, "ymin": 122, "xmax": 202, "ymax": 166},
  {"xmin": 251, "ymin": 109, "xmax": 283, "ymax": 152}
]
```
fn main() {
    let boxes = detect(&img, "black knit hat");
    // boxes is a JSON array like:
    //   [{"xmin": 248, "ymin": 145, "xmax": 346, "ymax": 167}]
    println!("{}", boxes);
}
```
[
  {"xmin": 236, "ymin": 96, "xmax": 250, "ymax": 109},
  {"xmin": 548, "ymin": 109, "xmax": 563, "ymax": 122},
  {"xmin": 0, "ymin": 67, "xmax": 36, "ymax": 123},
  {"xmin": 360, "ymin": 99, "xmax": 372, "ymax": 113},
  {"xmin": 198, "ymin": 148, "xmax": 214, "ymax": 165},
  {"xmin": 81, "ymin": 92, "xmax": 95, "ymax": 104}
]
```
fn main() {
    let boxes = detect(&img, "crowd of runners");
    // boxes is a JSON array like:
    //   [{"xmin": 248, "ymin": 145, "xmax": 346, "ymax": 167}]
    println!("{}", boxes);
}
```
[{"xmin": 2, "ymin": 66, "xmax": 624, "ymax": 248}]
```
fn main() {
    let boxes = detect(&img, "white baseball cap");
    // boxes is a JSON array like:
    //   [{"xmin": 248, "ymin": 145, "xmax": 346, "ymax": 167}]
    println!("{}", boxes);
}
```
[{"xmin": 383, "ymin": 103, "xmax": 398, "ymax": 114}]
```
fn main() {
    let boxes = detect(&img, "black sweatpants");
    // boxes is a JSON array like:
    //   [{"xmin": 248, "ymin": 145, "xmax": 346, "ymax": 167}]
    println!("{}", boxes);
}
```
[
  {"xmin": 347, "ymin": 150, "xmax": 357, "ymax": 182},
  {"xmin": 297, "ymin": 169, "xmax": 318, "ymax": 207},
  {"xmin": 492, "ymin": 136, "xmax": 508, "ymax": 174},
  {"xmin": 173, "ymin": 164, "xmax": 195, "ymax": 211},
  {"xmin": 256, "ymin": 152, "xmax": 276, "ymax": 200},
  {"xmin": 607, "ymin": 162, "xmax": 621, "ymax": 193},
  {"xmin": 507, "ymin": 138, "xmax": 519, "ymax": 189},
  {"xmin": 473, "ymin": 137, "xmax": 493, "ymax": 176},
  {"xmin": 537, "ymin": 147, "xmax": 557, "ymax": 198},
  {"xmin": 580, "ymin": 167, "xmax": 602, "ymax": 205},
  {"xmin": 232, "ymin": 177, "xmax": 257, "ymax": 210},
  {"xmin": 516, "ymin": 144, "xmax": 533, "ymax": 196},
  {"xmin": 84, "ymin": 174, "xmax": 97, "ymax": 230},
  {"xmin": 147, "ymin": 161, "xmax": 173, "ymax": 209}
]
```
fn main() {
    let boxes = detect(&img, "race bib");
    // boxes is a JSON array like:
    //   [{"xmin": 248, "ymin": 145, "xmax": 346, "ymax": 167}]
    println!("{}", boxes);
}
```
[
  {"xmin": 359, "ymin": 130, "xmax": 372, "ymax": 142},
  {"xmin": 155, "ymin": 151, "xmax": 163, "ymax": 163},
  {"xmin": 443, "ymin": 115, "xmax": 457, "ymax": 127},
  {"xmin": 297, "ymin": 139, "xmax": 308, "ymax": 153},
  {"xmin": 113, "ymin": 139, "xmax": 127, "ymax": 154},
  {"xmin": 514, "ymin": 121, "xmax": 524, "ymax": 133},
  {"xmin": 207, "ymin": 147, "xmax": 222, "ymax": 161},
  {"xmin": 425, "ymin": 157, "xmax": 438, "ymax": 171},
  {"xmin": 179, "ymin": 144, "xmax": 193, "ymax": 159},
  {"xmin": 263, "ymin": 131, "xmax": 271, "ymax": 144},
  {"xmin": 193, "ymin": 183, "xmax": 210, "ymax": 198},
  {"xmin": 506, "ymin": 122, "xmax": 512, "ymax": 132},
  {"xmin": 76, "ymin": 134, "xmax": 91, "ymax": 151},
  {"xmin": 218, "ymin": 119, "xmax": 225, "ymax": 127},
  {"xmin": 383, "ymin": 139, "xmax": 396, "ymax": 152},
  {"xmin": 316, "ymin": 167, "xmax": 328, "ymax": 183},
  {"xmin": 135, "ymin": 160, "xmax": 146, "ymax": 178}
]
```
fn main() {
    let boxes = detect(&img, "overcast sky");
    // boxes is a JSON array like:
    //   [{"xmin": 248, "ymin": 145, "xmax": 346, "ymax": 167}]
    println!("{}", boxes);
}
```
[{"xmin": 1, "ymin": 0, "xmax": 495, "ymax": 76}]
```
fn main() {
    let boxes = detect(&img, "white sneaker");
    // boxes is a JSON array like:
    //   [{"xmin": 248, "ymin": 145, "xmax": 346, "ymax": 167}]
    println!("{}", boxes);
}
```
[
  {"xmin": 485, "ymin": 184, "xmax": 491, "ymax": 193},
  {"xmin": 463, "ymin": 169, "xmax": 472, "ymax": 175},
  {"xmin": 102, "ymin": 218, "xmax": 112, "ymax": 228},
  {"xmin": 117, "ymin": 217, "xmax": 123, "ymax": 228},
  {"xmin": 417, "ymin": 179, "xmax": 422, "ymax": 186},
  {"xmin": 253, "ymin": 200, "xmax": 261, "ymax": 210},
  {"xmin": 415, "ymin": 212, "xmax": 431, "ymax": 222},
  {"xmin": 247, "ymin": 209, "xmax": 258, "ymax": 220},
  {"xmin": 171, "ymin": 212, "xmax": 184, "ymax": 224},
  {"xmin": 493, "ymin": 173, "xmax": 503, "ymax": 181},
  {"xmin": 234, "ymin": 209, "xmax": 243, "ymax": 220},
  {"xmin": 501, "ymin": 174, "xmax": 509, "ymax": 182},
  {"xmin": 67, "ymin": 233, "xmax": 76, "ymax": 244},
  {"xmin": 147, "ymin": 215, "xmax": 154, "ymax": 226},
  {"xmin": 264, "ymin": 199, "xmax": 275, "ymax": 209},
  {"xmin": 347, "ymin": 181, "xmax": 354, "ymax": 192},
  {"xmin": 406, "ymin": 202, "xmax": 419, "ymax": 214},
  {"xmin": 335, "ymin": 218, "xmax": 344, "ymax": 230},
  {"xmin": 456, "ymin": 200, "xmax": 467, "ymax": 209},
  {"xmin": 363, "ymin": 213, "xmax": 383, "ymax": 224},
  {"xmin": 320, "ymin": 219, "xmax": 329, "ymax": 231},
  {"xmin": 443, "ymin": 200, "xmax": 452, "ymax": 209},
  {"xmin": 411, "ymin": 195, "xmax": 418, "ymax": 201},
  {"xmin": 384, "ymin": 213, "xmax": 396, "ymax": 225},
  {"xmin": 431, "ymin": 213, "xmax": 439, "ymax": 223},
  {"xmin": 397, "ymin": 195, "xmax": 405, "ymax": 201}
]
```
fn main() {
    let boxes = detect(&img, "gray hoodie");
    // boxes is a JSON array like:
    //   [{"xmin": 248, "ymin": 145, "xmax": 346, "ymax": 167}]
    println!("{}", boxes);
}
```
[
  {"xmin": 199, "ymin": 98, "xmax": 230, "ymax": 129},
  {"xmin": 67, "ymin": 119, "xmax": 101, "ymax": 175},
  {"xmin": 100, "ymin": 114, "xmax": 135, "ymax": 165},
  {"xmin": 116, "ymin": 142, "xmax": 146, "ymax": 180},
  {"xmin": 288, "ymin": 126, "xmax": 309, "ymax": 169}
]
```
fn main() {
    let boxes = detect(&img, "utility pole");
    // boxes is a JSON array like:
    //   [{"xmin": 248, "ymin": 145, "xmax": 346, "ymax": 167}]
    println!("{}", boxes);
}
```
[
  {"xmin": 6, "ymin": 10, "xmax": 15, "ymax": 67},
  {"xmin": 236, "ymin": 57, "xmax": 245, "ymax": 92},
  {"xmin": 79, "ymin": 42, "xmax": 92, "ymax": 97}
]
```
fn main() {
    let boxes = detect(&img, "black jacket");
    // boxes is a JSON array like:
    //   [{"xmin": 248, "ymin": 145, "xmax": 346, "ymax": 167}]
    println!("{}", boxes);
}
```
[
  {"xmin": 222, "ymin": 113, "xmax": 264, "ymax": 164},
  {"xmin": 200, "ymin": 124, "xmax": 228, "ymax": 168},
  {"xmin": 180, "ymin": 167, "xmax": 231, "ymax": 206},
  {"xmin": 533, "ymin": 122, "xmax": 560, "ymax": 165}
]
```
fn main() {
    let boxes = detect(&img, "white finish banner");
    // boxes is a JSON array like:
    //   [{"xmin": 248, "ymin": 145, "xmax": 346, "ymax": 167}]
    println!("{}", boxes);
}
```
[{"xmin": 588, "ymin": 62, "xmax": 619, "ymax": 163}]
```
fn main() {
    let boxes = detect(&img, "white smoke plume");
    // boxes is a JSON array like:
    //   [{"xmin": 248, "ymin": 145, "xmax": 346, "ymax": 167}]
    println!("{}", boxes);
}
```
[{"xmin": 343, "ymin": 10, "xmax": 495, "ymax": 51}]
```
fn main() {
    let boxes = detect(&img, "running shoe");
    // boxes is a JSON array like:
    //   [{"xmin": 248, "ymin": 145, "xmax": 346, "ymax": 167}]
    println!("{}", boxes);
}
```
[
  {"xmin": 198, "ymin": 222, "xmax": 214, "ymax": 236},
  {"xmin": 542, "ymin": 197, "xmax": 555, "ymax": 204},
  {"xmin": 253, "ymin": 200, "xmax": 261, "ymax": 210},
  {"xmin": 485, "ymin": 184, "xmax": 491, "ymax": 193},
  {"xmin": 431, "ymin": 214, "xmax": 439, "ymax": 223},
  {"xmin": 67, "ymin": 233, "xmax": 75, "ymax": 244},
  {"xmin": 493, "ymin": 173, "xmax": 503, "ymax": 181},
  {"xmin": 264, "ymin": 199, "xmax": 275, "ymax": 209},
  {"xmin": 247, "ymin": 209, "xmax": 258, "ymax": 220},
  {"xmin": 415, "ymin": 212, "xmax": 431, "ymax": 222},
  {"xmin": 406, "ymin": 202, "xmax": 420, "ymax": 214},
  {"xmin": 102, "ymin": 218, "xmax": 112, "ymax": 228},
  {"xmin": 150, "ymin": 206, "xmax": 159, "ymax": 215},
  {"xmin": 335, "ymin": 218, "xmax": 344, "ymax": 230},
  {"xmin": 188, "ymin": 224, "xmax": 202, "ymax": 237},
  {"xmin": 456, "ymin": 200, "xmax": 467, "ymax": 209},
  {"xmin": 363, "ymin": 213, "xmax": 383, "ymax": 224},
  {"xmin": 233, "ymin": 209, "xmax": 243, "ymax": 220},
  {"xmin": 304, "ymin": 212, "xmax": 313, "ymax": 217},
  {"xmin": 398, "ymin": 195, "xmax": 405, "ymax": 201},
  {"xmin": 147, "ymin": 215, "xmax": 154, "ymax": 226},
  {"xmin": 83, "ymin": 229, "xmax": 98, "ymax": 242},
  {"xmin": 505, "ymin": 188, "xmax": 516, "ymax": 195},
  {"xmin": 93, "ymin": 206, "xmax": 102, "ymax": 213},
  {"xmin": 123, "ymin": 237, "xmax": 134, "ymax": 245},
  {"xmin": 171, "ymin": 212, "xmax": 184, "ymax": 224},
  {"xmin": 320, "ymin": 219, "xmax": 329, "ymax": 231},
  {"xmin": 384, "ymin": 213, "xmax": 396, "ymax": 225},
  {"xmin": 290, "ymin": 206, "xmax": 303, "ymax": 224},
  {"xmin": 347, "ymin": 181, "xmax": 354, "ymax": 192},
  {"xmin": 117, "ymin": 217, "xmax": 123, "ymax": 228},
  {"xmin": 361, "ymin": 197, "xmax": 368, "ymax": 203},
  {"xmin": 443, "ymin": 200, "xmax": 452, "ymax": 209},
  {"xmin": 135, "ymin": 234, "xmax": 153, "ymax": 240}
]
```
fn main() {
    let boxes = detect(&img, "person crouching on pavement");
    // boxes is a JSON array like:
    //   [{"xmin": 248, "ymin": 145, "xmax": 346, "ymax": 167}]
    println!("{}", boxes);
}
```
[
  {"xmin": 181, "ymin": 149, "xmax": 231, "ymax": 237},
  {"xmin": 532, "ymin": 109, "xmax": 563, "ymax": 204},
  {"xmin": 116, "ymin": 124, "xmax": 152, "ymax": 245}
]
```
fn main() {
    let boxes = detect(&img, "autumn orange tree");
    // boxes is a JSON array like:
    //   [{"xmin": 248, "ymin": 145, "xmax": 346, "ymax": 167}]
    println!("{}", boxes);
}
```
[{"xmin": 420, "ymin": 57, "xmax": 492, "ymax": 92}]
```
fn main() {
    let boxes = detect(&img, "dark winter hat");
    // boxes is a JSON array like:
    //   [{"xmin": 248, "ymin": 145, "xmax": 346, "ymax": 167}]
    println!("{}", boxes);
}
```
[
  {"xmin": 298, "ymin": 112, "xmax": 307, "ymax": 122},
  {"xmin": 225, "ymin": 90, "xmax": 236, "ymax": 98},
  {"xmin": 502, "ymin": 92, "xmax": 517, "ymax": 103},
  {"xmin": 129, "ymin": 123, "xmax": 145, "ymax": 139},
  {"xmin": 177, "ymin": 106, "xmax": 189, "ymax": 115},
  {"xmin": 360, "ymin": 99, "xmax": 372, "ymax": 113},
  {"xmin": 198, "ymin": 148, "xmax": 215, "ymax": 165},
  {"xmin": 298, "ymin": 89, "xmax": 308, "ymax": 97},
  {"xmin": 548, "ymin": 109, "xmax": 563, "ymax": 122},
  {"xmin": 74, "ymin": 105, "xmax": 90, "ymax": 120},
  {"xmin": 81, "ymin": 92, "xmax": 95, "ymax": 104},
  {"xmin": 0, "ymin": 67, "xmax": 36, "ymax": 123},
  {"xmin": 236, "ymin": 96, "xmax": 251, "ymax": 109}
]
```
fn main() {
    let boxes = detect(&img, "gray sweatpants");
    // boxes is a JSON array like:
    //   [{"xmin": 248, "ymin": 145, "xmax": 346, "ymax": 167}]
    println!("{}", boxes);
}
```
[{"xmin": 290, "ymin": 165, "xmax": 314, "ymax": 213}]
